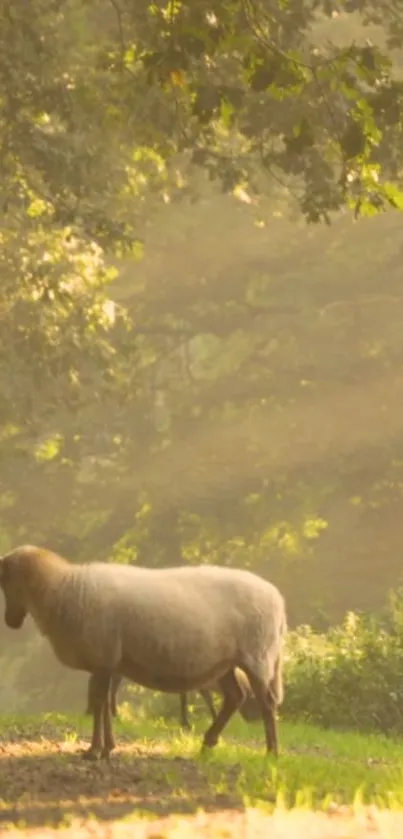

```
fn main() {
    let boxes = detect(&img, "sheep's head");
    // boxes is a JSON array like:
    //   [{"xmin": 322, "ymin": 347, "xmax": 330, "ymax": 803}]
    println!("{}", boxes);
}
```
[{"xmin": 0, "ymin": 552, "xmax": 28, "ymax": 629}]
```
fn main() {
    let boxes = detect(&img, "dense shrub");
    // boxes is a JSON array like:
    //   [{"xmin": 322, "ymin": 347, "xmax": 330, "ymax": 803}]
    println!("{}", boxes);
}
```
[{"xmin": 283, "ymin": 589, "xmax": 403, "ymax": 734}]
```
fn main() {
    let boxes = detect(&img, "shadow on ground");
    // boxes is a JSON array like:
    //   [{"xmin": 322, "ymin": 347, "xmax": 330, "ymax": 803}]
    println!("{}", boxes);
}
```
[{"xmin": 0, "ymin": 736, "xmax": 245, "ymax": 829}]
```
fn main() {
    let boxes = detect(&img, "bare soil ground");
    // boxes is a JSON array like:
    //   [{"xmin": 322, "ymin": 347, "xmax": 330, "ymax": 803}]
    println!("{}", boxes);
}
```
[{"xmin": 0, "ymin": 731, "xmax": 243, "ymax": 827}]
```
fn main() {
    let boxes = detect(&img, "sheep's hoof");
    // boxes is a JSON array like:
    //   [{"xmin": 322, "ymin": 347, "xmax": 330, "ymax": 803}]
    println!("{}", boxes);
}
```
[
  {"xmin": 200, "ymin": 740, "xmax": 217, "ymax": 753},
  {"xmin": 100, "ymin": 747, "xmax": 115, "ymax": 760},
  {"xmin": 81, "ymin": 747, "xmax": 102, "ymax": 762}
]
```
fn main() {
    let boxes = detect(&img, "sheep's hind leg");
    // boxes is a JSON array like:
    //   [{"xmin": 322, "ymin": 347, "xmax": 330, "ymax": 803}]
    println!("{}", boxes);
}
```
[
  {"xmin": 201, "ymin": 670, "xmax": 244, "ymax": 752},
  {"xmin": 242, "ymin": 669, "xmax": 279, "ymax": 757},
  {"xmin": 179, "ymin": 693, "xmax": 191, "ymax": 729},
  {"xmin": 239, "ymin": 694, "xmax": 260, "ymax": 722},
  {"xmin": 82, "ymin": 671, "xmax": 111, "ymax": 761}
]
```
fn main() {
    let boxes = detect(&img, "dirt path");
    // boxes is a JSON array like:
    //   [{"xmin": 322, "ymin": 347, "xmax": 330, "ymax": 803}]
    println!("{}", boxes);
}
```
[{"xmin": 0, "ymin": 733, "xmax": 244, "ymax": 828}]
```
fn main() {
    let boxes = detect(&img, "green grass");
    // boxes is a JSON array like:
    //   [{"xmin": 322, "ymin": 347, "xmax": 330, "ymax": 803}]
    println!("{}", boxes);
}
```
[
  {"xmin": 1, "ymin": 706, "xmax": 403, "ymax": 829},
  {"xmin": 117, "ymin": 712, "xmax": 403, "ymax": 809}
]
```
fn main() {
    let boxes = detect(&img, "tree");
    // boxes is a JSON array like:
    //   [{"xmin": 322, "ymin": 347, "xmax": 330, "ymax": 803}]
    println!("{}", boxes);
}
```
[
  {"xmin": 105, "ymin": 0, "xmax": 403, "ymax": 222},
  {"xmin": 0, "ymin": 0, "xmax": 403, "ymax": 632},
  {"xmin": 2, "ymin": 0, "xmax": 403, "ymax": 237}
]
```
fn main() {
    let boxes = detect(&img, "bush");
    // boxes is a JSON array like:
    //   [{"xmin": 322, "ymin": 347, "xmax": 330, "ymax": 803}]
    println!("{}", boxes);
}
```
[{"xmin": 283, "ymin": 589, "xmax": 403, "ymax": 734}]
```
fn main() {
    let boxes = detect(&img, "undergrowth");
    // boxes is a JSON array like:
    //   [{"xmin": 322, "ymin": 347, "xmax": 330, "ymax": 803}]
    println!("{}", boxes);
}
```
[{"xmin": 283, "ymin": 588, "xmax": 403, "ymax": 735}]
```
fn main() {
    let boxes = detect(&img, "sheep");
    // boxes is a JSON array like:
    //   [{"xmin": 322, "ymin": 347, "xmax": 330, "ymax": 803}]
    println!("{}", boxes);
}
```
[
  {"xmin": 0, "ymin": 545, "xmax": 286, "ymax": 761},
  {"xmin": 86, "ymin": 669, "xmax": 259, "ymax": 727},
  {"xmin": 85, "ymin": 557, "xmax": 261, "ymax": 729}
]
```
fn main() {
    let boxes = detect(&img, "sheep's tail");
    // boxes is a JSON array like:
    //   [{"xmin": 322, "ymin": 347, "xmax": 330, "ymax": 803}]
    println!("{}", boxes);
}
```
[
  {"xmin": 271, "ymin": 606, "xmax": 287, "ymax": 707},
  {"xmin": 234, "ymin": 667, "xmax": 252, "ymax": 698}
]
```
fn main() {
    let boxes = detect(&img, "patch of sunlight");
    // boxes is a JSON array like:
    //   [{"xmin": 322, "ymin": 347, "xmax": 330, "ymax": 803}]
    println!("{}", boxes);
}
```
[
  {"xmin": 27, "ymin": 197, "xmax": 52, "ymax": 218},
  {"xmin": 303, "ymin": 517, "xmax": 328, "ymax": 540},
  {"xmin": 34, "ymin": 433, "xmax": 63, "ymax": 462},
  {"xmin": 0, "ymin": 423, "xmax": 20, "ymax": 442}
]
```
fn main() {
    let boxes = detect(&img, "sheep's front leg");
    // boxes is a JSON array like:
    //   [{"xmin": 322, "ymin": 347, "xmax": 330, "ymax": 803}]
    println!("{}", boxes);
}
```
[
  {"xmin": 102, "ymin": 684, "xmax": 116, "ymax": 758},
  {"xmin": 85, "ymin": 673, "xmax": 95, "ymax": 715},
  {"xmin": 110, "ymin": 674, "xmax": 122, "ymax": 718},
  {"xmin": 83, "ymin": 671, "xmax": 111, "ymax": 761}
]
